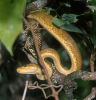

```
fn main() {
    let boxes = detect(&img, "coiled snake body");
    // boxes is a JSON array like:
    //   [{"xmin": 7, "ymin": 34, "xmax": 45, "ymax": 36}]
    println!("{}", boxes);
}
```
[{"xmin": 17, "ymin": 11, "xmax": 82, "ymax": 80}]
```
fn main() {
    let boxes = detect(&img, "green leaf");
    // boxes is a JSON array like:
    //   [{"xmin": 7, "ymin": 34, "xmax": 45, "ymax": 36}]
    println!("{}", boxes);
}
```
[
  {"xmin": 87, "ymin": 5, "xmax": 96, "ymax": 11},
  {"xmin": 87, "ymin": 0, "xmax": 96, "ymax": 6},
  {"xmin": 61, "ymin": 23, "xmax": 83, "ymax": 33},
  {"xmin": 52, "ymin": 18, "xmax": 87, "ymax": 34},
  {"xmin": 0, "ymin": 0, "xmax": 26, "ymax": 55},
  {"xmin": 52, "ymin": 18, "xmax": 65, "ymax": 27},
  {"xmin": 61, "ymin": 14, "xmax": 78, "ymax": 23},
  {"xmin": 46, "ymin": 8, "xmax": 54, "ymax": 14}
]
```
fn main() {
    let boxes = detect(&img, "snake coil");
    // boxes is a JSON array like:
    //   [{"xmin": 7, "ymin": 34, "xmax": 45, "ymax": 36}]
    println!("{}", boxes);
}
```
[{"xmin": 17, "ymin": 11, "xmax": 82, "ymax": 80}]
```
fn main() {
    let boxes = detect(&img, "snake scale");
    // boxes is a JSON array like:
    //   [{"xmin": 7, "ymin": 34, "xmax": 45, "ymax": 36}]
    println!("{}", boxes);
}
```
[
  {"xmin": 17, "ymin": 11, "xmax": 82, "ymax": 80},
  {"xmin": 24, "ymin": 19, "xmax": 42, "ymax": 59}
]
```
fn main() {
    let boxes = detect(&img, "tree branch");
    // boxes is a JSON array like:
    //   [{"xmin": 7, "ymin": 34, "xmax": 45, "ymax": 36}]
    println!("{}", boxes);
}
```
[{"xmin": 23, "ymin": 17, "xmax": 59, "ymax": 100}]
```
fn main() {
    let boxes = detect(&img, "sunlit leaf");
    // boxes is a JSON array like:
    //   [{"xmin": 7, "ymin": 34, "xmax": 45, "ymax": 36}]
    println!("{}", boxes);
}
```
[{"xmin": 0, "ymin": 0, "xmax": 26, "ymax": 55}]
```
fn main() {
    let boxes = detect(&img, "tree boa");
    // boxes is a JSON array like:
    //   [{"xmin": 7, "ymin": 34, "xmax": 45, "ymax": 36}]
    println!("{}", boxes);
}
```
[{"xmin": 17, "ymin": 11, "xmax": 82, "ymax": 80}]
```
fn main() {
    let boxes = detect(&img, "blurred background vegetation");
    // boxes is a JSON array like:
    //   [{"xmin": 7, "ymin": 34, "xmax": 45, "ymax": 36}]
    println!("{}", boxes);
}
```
[{"xmin": 0, "ymin": 0, "xmax": 96, "ymax": 100}]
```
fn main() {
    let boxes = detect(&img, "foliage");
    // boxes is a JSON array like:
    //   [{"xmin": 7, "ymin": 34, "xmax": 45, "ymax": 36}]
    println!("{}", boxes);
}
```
[
  {"xmin": 52, "ymin": 14, "xmax": 84, "ymax": 33},
  {"xmin": 0, "ymin": 0, "xmax": 26, "ymax": 55},
  {"xmin": 0, "ymin": 0, "xmax": 96, "ymax": 100}
]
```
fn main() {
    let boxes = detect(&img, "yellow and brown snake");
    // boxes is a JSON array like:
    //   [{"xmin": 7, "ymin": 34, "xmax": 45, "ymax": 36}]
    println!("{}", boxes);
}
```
[{"xmin": 17, "ymin": 11, "xmax": 82, "ymax": 80}]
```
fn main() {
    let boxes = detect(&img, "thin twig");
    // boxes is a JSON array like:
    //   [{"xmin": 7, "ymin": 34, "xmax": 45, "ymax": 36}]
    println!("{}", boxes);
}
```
[
  {"xmin": 90, "ymin": 46, "xmax": 96, "ymax": 72},
  {"xmin": 27, "ymin": 81, "xmax": 63, "ymax": 99},
  {"xmin": 90, "ymin": 52, "xmax": 95, "ymax": 72},
  {"xmin": 23, "ymin": 17, "xmax": 59, "ymax": 100},
  {"xmin": 22, "ymin": 81, "xmax": 28, "ymax": 100}
]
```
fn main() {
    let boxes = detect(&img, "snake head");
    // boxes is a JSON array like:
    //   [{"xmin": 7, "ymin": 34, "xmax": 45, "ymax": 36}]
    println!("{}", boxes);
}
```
[
  {"xmin": 17, "ymin": 63, "xmax": 42, "ymax": 75},
  {"xmin": 17, "ymin": 63, "xmax": 47, "ymax": 80}
]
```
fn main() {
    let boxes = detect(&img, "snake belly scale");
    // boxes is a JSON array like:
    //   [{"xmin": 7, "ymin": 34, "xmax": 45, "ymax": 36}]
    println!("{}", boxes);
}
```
[{"xmin": 17, "ymin": 11, "xmax": 82, "ymax": 80}]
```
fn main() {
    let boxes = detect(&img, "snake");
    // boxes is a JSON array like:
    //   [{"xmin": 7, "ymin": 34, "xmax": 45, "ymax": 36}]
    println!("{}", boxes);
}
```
[
  {"xmin": 23, "ymin": 18, "xmax": 42, "ymax": 59},
  {"xmin": 17, "ymin": 11, "xmax": 82, "ymax": 80}
]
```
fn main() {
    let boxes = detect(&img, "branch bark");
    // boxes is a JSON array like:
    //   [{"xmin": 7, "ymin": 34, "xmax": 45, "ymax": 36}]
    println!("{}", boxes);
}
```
[{"xmin": 23, "ymin": 17, "xmax": 59, "ymax": 100}]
